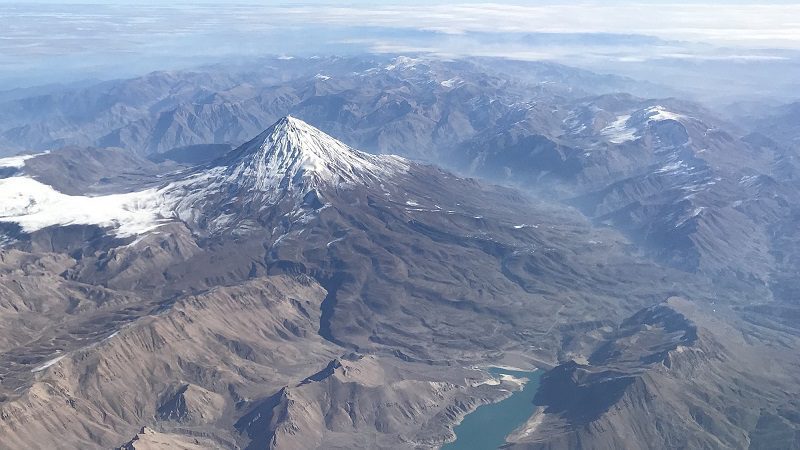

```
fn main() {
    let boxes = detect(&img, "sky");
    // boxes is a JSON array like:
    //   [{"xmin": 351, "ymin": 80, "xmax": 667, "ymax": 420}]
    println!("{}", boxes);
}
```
[{"xmin": 1, "ymin": 1, "xmax": 799, "ymax": 88}]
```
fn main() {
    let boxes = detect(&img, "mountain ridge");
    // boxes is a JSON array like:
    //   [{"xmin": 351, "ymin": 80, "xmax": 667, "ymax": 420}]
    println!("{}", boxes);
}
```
[{"xmin": 1, "ymin": 62, "xmax": 799, "ymax": 448}]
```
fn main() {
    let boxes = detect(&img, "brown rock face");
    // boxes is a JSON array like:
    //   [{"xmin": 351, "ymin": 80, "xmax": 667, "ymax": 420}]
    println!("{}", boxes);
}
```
[{"xmin": 1, "ymin": 114, "xmax": 799, "ymax": 449}]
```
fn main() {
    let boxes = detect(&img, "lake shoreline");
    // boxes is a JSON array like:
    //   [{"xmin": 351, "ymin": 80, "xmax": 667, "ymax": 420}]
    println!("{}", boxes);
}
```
[{"xmin": 442, "ymin": 366, "xmax": 544, "ymax": 450}]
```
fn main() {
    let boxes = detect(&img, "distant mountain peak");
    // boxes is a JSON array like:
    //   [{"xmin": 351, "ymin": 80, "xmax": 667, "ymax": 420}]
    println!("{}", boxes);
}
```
[
  {"xmin": 641, "ymin": 105, "xmax": 686, "ymax": 123},
  {"xmin": 222, "ymin": 116, "xmax": 408, "ymax": 192}
]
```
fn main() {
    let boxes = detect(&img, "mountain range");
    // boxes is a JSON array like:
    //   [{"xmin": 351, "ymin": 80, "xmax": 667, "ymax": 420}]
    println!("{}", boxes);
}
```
[{"xmin": 0, "ymin": 55, "xmax": 799, "ymax": 449}]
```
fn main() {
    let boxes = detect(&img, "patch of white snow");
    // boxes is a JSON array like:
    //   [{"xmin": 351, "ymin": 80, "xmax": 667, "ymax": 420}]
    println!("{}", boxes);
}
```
[
  {"xmin": 601, "ymin": 115, "xmax": 637, "ymax": 144},
  {"xmin": 0, "ymin": 151, "xmax": 48, "ymax": 168},
  {"xmin": 385, "ymin": 56, "xmax": 421, "ymax": 71},
  {"xmin": 0, "ymin": 176, "xmax": 169, "ymax": 237},
  {"xmin": 440, "ymin": 77, "xmax": 462, "ymax": 88},
  {"xmin": 645, "ymin": 106, "xmax": 685, "ymax": 122},
  {"xmin": 657, "ymin": 160, "xmax": 686, "ymax": 173}
]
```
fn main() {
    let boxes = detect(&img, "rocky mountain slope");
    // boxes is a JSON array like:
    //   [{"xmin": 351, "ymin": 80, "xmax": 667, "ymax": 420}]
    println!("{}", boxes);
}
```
[
  {"xmin": 508, "ymin": 298, "xmax": 800, "ymax": 449},
  {"xmin": 0, "ymin": 117, "xmax": 696, "ymax": 448},
  {"xmin": 7, "ymin": 53, "xmax": 780, "ymax": 300},
  {"xmin": 0, "ymin": 110, "xmax": 798, "ymax": 449},
  {"xmin": 751, "ymin": 101, "xmax": 800, "ymax": 150},
  {"xmin": 0, "ymin": 56, "xmax": 668, "ymax": 160},
  {"xmin": 449, "ymin": 92, "xmax": 799, "ymax": 301},
  {"xmin": 5, "ymin": 55, "xmax": 791, "ymax": 297}
]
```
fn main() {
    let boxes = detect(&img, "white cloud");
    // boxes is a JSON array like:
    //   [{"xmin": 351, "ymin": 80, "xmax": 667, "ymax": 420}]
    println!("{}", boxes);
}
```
[
  {"xmin": 271, "ymin": 3, "xmax": 800, "ymax": 49},
  {"xmin": 2, "ymin": 2, "xmax": 799, "ymax": 88}
]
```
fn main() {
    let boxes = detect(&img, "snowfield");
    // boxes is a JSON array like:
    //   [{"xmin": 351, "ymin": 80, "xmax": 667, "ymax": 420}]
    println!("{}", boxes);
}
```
[
  {"xmin": 0, "ymin": 152, "xmax": 48, "ymax": 169},
  {"xmin": 0, "ymin": 176, "xmax": 169, "ymax": 237}
]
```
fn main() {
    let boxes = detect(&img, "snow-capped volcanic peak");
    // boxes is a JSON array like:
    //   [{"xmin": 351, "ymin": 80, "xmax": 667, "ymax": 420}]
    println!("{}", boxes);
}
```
[
  {"xmin": 0, "ymin": 117, "xmax": 410, "ymax": 239},
  {"xmin": 223, "ymin": 116, "xmax": 408, "ymax": 192}
]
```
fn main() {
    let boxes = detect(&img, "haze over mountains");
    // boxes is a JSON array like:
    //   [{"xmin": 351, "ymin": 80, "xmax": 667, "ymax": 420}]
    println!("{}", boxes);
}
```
[{"xmin": 0, "ymin": 52, "xmax": 799, "ymax": 450}]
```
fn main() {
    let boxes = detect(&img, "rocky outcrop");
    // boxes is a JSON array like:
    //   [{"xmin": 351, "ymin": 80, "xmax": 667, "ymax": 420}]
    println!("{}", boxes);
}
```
[
  {"xmin": 156, "ymin": 384, "xmax": 225, "ymax": 424},
  {"xmin": 119, "ymin": 427, "xmax": 217, "ymax": 450},
  {"xmin": 507, "ymin": 298, "xmax": 800, "ymax": 449},
  {"xmin": 235, "ymin": 355, "xmax": 498, "ymax": 450}
]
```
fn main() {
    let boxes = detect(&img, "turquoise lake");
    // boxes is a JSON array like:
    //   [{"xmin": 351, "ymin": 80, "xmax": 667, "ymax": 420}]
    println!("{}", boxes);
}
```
[{"xmin": 442, "ymin": 367, "xmax": 542, "ymax": 450}]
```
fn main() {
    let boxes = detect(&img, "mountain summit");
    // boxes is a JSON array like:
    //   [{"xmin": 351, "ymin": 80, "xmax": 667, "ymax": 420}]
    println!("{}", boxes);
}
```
[
  {"xmin": 161, "ymin": 116, "xmax": 412, "ymax": 233},
  {"xmin": 220, "ymin": 116, "xmax": 408, "ymax": 193},
  {"xmin": 0, "ymin": 117, "xmax": 411, "ymax": 237}
]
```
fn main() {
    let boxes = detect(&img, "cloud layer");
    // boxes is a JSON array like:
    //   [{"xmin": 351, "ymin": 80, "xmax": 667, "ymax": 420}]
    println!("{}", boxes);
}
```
[
  {"xmin": 1, "ymin": 2, "xmax": 799, "ymax": 87},
  {"xmin": 278, "ymin": 3, "xmax": 800, "ymax": 48}
]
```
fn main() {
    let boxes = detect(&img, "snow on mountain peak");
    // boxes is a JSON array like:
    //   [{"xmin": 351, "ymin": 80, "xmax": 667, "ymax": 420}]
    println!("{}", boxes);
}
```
[
  {"xmin": 644, "ymin": 106, "xmax": 685, "ymax": 122},
  {"xmin": 602, "ymin": 105, "xmax": 688, "ymax": 144},
  {"xmin": 385, "ymin": 56, "xmax": 423, "ymax": 71},
  {"xmin": 0, "ymin": 151, "xmax": 49, "ymax": 169},
  {"xmin": 0, "ymin": 117, "xmax": 410, "ymax": 238},
  {"xmin": 221, "ymin": 116, "xmax": 408, "ymax": 192}
]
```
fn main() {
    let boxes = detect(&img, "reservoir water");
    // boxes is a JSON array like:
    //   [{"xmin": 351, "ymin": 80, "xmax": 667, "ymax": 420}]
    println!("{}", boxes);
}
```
[{"xmin": 442, "ymin": 367, "xmax": 542, "ymax": 450}]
